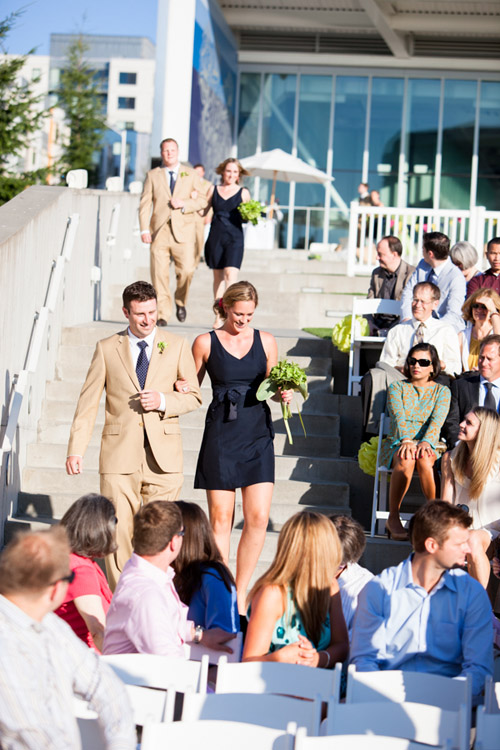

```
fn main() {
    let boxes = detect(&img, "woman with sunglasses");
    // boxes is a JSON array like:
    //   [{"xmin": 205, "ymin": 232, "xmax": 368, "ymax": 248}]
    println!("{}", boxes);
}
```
[
  {"xmin": 441, "ymin": 407, "xmax": 500, "ymax": 588},
  {"xmin": 459, "ymin": 289, "xmax": 500, "ymax": 372},
  {"xmin": 55, "ymin": 493, "xmax": 117, "ymax": 652},
  {"xmin": 380, "ymin": 343, "xmax": 451, "ymax": 541}
]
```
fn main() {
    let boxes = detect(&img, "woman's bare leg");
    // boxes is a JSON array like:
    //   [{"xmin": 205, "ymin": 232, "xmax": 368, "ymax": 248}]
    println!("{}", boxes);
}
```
[
  {"xmin": 467, "ymin": 529, "xmax": 492, "ymax": 589},
  {"xmin": 223, "ymin": 266, "xmax": 239, "ymax": 289},
  {"xmin": 207, "ymin": 489, "xmax": 236, "ymax": 565},
  {"xmin": 236, "ymin": 483, "xmax": 273, "ymax": 613},
  {"xmin": 388, "ymin": 455, "xmax": 414, "ymax": 531},
  {"xmin": 416, "ymin": 455, "xmax": 437, "ymax": 499},
  {"xmin": 213, "ymin": 269, "xmax": 225, "ymax": 301}
]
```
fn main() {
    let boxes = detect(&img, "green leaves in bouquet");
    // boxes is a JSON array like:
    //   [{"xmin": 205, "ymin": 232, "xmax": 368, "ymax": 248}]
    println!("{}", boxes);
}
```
[
  {"xmin": 237, "ymin": 200, "xmax": 265, "ymax": 226},
  {"xmin": 256, "ymin": 359, "xmax": 308, "ymax": 445}
]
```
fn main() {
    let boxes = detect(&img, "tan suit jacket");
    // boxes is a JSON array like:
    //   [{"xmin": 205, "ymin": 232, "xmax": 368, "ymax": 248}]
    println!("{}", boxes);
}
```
[
  {"xmin": 367, "ymin": 258, "xmax": 415, "ymax": 301},
  {"xmin": 139, "ymin": 165, "xmax": 207, "ymax": 244},
  {"xmin": 67, "ymin": 329, "xmax": 202, "ymax": 474}
]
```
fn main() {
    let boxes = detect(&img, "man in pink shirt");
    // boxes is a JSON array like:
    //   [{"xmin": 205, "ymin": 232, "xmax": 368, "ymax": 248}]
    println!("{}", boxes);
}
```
[{"xmin": 103, "ymin": 501, "xmax": 235, "ymax": 656}]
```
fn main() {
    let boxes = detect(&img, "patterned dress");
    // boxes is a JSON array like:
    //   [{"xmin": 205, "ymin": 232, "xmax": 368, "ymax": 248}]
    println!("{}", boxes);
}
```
[
  {"xmin": 269, "ymin": 587, "xmax": 331, "ymax": 652},
  {"xmin": 380, "ymin": 380, "xmax": 451, "ymax": 468}
]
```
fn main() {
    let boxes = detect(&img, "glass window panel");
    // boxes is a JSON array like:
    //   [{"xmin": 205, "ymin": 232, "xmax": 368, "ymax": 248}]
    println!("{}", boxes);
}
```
[
  {"xmin": 292, "ymin": 208, "xmax": 324, "ymax": 249},
  {"xmin": 238, "ymin": 72, "xmax": 261, "ymax": 158},
  {"xmin": 261, "ymin": 72, "xmax": 296, "ymax": 153},
  {"xmin": 332, "ymin": 76, "xmax": 368, "ymax": 204},
  {"xmin": 440, "ymin": 79, "xmax": 476, "ymax": 209},
  {"xmin": 367, "ymin": 77, "xmax": 404, "ymax": 204},
  {"xmin": 476, "ymin": 81, "xmax": 500, "ymax": 211},
  {"xmin": 295, "ymin": 75, "xmax": 331, "ymax": 207},
  {"xmin": 404, "ymin": 78, "xmax": 441, "ymax": 208}
]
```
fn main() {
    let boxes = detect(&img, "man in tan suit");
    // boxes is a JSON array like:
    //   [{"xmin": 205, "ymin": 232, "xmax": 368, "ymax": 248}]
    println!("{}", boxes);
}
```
[
  {"xmin": 66, "ymin": 281, "xmax": 202, "ymax": 587},
  {"xmin": 139, "ymin": 139, "xmax": 207, "ymax": 324},
  {"xmin": 193, "ymin": 163, "xmax": 212, "ymax": 266}
]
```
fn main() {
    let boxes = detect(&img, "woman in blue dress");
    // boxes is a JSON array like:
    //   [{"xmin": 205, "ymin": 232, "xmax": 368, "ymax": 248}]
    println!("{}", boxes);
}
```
[
  {"xmin": 204, "ymin": 158, "xmax": 251, "ymax": 327},
  {"xmin": 242, "ymin": 511, "xmax": 348, "ymax": 668},
  {"xmin": 381, "ymin": 343, "xmax": 451, "ymax": 541}
]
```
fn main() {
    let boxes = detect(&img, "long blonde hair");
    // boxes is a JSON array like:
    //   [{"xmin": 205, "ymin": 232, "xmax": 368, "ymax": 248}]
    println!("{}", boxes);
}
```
[
  {"xmin": 248, "ymin": 511, "xmax": 342, "ymax": 646},
  {"xmin": 453, "ymin": 406, "xmax": 500, "ymax": 499}
]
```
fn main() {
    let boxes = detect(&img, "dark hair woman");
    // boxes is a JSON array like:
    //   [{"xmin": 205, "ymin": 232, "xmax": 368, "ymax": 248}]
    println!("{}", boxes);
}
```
[
  {"xmin": 173, "ymin": 501, "xmax": 239, "ymax": 633},
  {"xmin": 380, "ymin": 343, "xmax": 451, "ymax": 541},
  {"xmin": 55, "ymin": 493, "xmax": 117, "ymax": 652}
]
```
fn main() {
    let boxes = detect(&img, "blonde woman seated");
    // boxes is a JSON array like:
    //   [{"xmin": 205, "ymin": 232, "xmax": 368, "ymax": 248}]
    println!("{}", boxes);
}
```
[
  {"xmin": 459, "ymin": 289, "xmax": 500, "ymax": 372},
  {"xmin": 242, "ymin": 511, "xmax": 349, "ymax": 669},
  {"xmin": 441, "ymin": 406, "xmax": 500, "ymax": 588}
]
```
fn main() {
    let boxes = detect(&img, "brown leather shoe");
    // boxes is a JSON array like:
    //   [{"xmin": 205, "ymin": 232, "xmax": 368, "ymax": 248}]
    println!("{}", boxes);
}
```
[
  {"xmin": 176, "ymin": 305, "xmax": 187, "ymax": 322},
  {"xmin": 157, "ymin": 318, "xmax": 168, "ymax": 327}
]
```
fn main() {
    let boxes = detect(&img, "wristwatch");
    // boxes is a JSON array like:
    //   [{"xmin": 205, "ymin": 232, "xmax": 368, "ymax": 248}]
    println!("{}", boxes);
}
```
[{"xmin": 193, "ymin": 625, "xmax": 204, "ymax": 643}]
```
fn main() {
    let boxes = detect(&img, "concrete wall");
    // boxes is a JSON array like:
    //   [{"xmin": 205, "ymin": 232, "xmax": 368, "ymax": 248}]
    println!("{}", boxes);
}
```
[{"xmin": 0, "ymin": 185, "xmax": 144, "ymax": 542}]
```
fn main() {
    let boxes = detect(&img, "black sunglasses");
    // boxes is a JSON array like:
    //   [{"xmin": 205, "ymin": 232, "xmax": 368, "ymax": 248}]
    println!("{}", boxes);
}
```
[
  {"xmin": 408, "ymin": 357, "xmax": 432, "ymax": 367},
  {"xmin": 472, "ymin": 303, "xmax": 488, "ymax": 311},
  {"xmin": 52, "ymin": 570, "xmax": 76, "ymax": 586}
]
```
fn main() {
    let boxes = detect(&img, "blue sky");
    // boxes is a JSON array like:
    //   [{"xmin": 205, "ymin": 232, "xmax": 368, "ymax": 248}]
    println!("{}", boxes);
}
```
[{"xmin": 4, "ymin": 0, "xmax": 158, "ymax": 54}]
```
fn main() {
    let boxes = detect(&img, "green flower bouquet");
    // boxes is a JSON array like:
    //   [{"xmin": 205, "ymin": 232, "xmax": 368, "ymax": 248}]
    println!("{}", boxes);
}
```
[
  {"xmin": 331, "ymin": 314, "xmax": 369, "ymax": 353},
  {"xmin": 238, "ymin": 200, "xmax": 265, "ymax": 226},
  {"xmin": 257, "ymin": 359, "xmax": 308, "ymax": 445}
]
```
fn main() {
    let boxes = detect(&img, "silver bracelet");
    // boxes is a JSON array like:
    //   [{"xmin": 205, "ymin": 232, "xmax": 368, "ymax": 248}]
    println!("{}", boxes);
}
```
[{"xmin": 320, "ymin": 650, "xmax": 330, "ymax": 668}]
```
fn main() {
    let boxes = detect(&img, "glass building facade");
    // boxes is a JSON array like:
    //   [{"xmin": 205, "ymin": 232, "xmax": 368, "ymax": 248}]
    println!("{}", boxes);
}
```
[{"xmin": 236, "ymin": 67, "xmax": 500, "ymax": 249}]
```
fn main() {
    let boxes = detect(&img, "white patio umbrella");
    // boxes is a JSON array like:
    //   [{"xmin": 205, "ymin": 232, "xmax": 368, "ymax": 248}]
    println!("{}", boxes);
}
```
[{"xmin": 239, "ymin": 148, "xmax": 333, "ymax": 218}]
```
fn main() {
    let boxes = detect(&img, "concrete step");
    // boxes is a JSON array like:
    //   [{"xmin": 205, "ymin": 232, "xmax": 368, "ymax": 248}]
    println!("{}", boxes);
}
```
[{"xmin": 279, "ymin": 273, "xmax": 369, "ymax": 295}]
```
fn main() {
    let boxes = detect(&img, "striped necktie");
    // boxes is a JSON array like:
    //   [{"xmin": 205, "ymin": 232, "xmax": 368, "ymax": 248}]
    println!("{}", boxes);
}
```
[{"xmin": 136, "ymin": 341, "xmax": 149, "ymax": 390}]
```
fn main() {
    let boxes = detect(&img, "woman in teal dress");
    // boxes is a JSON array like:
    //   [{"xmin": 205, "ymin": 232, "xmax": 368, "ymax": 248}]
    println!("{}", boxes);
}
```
[
  {"xmin": 382, "ymin": 343, "xmax": 451, "ymax": 541},
  {"xmin": 242, "ymin": 511, "xmax": 349, "ymax": 669}
]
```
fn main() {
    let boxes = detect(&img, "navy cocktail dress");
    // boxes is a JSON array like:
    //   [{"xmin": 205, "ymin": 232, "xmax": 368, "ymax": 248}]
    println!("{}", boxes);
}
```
[{"xmin": 204, "ymin": 187, "xmax": 245, "ymax": 270}]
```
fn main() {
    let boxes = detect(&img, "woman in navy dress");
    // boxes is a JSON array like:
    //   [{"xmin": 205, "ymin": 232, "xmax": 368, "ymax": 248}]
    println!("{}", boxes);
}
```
[
  {"xmin": 204, "ymin": 158, "xmax": 251, "ymax": 327},
  {"xmin": 177, "ymin": 282, "xmax": 293, "ymax": 614}
]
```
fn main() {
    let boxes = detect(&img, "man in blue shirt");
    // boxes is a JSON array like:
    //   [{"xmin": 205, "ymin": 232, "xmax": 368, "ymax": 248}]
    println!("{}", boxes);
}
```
[
  {"xmin": 350, "ymin": 501, "xmax": 493, "ymax": 698},
  {"xmin": 400, "ymin": 232, "xmax": 466, "ymax": 332}
]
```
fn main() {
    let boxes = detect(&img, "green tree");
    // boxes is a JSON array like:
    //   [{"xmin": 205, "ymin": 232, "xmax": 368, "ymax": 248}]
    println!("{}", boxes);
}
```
[
  {"xmin": 0, "ymin": 13, "xmax": 48, "ymax": 205},
  {"xmin": 57, "ymin": 36, "xmax": 106, "ymax": 185}
]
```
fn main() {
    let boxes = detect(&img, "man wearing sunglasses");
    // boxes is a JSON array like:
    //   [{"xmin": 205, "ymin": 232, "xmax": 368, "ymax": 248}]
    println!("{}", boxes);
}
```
[
  {"xmin": 0, "ymin": 527, "xmax": 135, "ymax": 749},
  {"xmin": 444, "ymin": 333, "xmax": 500, "ymax": 447},
  {"xmin": 466, "ymin": 237, "xmax": 500, "ymax": 297}
]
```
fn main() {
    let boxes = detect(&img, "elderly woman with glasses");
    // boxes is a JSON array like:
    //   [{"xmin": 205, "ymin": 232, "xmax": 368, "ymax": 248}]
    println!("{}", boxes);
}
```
[
  {"xmin": 459, "ymin": 288, "xmax": 500, "ymax": 372},
  {"xmin": 380, "ymin": 343, "xmax": 451, "ymax": 541},
  {"xmin": 55, "ymin": 493, "xmax": 117, "ymax": 652}
]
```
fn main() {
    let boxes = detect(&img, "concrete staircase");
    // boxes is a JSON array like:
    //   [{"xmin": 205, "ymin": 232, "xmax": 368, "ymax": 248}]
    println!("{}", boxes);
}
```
[{"xmin": 6, "ymin": 249, "xmax": 410, "ymax": 577}]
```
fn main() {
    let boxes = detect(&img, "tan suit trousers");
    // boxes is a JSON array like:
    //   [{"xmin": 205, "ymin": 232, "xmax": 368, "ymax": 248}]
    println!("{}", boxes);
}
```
[
  {"xmin": 194, "ymin": 214, "xmax": 205, "ymax": 266},
  {"xmin": 150, "ymin": 222, "xmax": 197, "ymax": 322},
  {"xmin": 101, "ymin": 442, "xmax": 183, "ymax": 589}
]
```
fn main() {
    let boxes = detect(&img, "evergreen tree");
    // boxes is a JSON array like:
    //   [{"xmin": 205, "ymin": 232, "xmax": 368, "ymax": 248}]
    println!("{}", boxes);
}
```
[
  {"xmin": 0, "ymin": 13, "xmax": 48, "ymax": 205},
  {"xmin": 57, "ymin": 36, "xmax": 106, "ymax": 185}
]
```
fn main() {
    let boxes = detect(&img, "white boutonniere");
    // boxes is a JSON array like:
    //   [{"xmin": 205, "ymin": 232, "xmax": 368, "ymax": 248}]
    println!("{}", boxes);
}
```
[
  {"xmin": 157, "ymin": 342, "xmax": 167, "ymax": 355},
  {"xmin": 180, "ymin": 171, "xmax": 189, "ymax": 178}
]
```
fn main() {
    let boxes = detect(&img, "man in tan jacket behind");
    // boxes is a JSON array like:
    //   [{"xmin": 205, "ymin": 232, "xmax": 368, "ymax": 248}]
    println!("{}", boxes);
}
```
[{"xmin": 139, "ymin": 138, "xmax": 207, "ymax": 324}]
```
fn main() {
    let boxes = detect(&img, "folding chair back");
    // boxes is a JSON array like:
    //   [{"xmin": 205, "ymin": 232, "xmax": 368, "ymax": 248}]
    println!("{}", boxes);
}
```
[
  {"xmin": 216, "ymin": 659, "xmax": 341, "ymax": 702},
  {"xmin": 476, "ymin": 705, "xmax": 500, "ymax": 750},
  {"xmin": 141, "ymin": 720, "xmax": 295, "ymax": 750},
  {"xmin": 182, "ymin": 691, "xmax": 322, "ymax": 736},
  {"xmin": 295, "ymin": 729, "xmax": 446, "ymax": 750},
  {"xmin": 484, "ymin": 675, "xmax": 500, "ymax": 712},
  {"xmin": 185, "ymin": 632, "xmax": 243, "ymax": 664}
]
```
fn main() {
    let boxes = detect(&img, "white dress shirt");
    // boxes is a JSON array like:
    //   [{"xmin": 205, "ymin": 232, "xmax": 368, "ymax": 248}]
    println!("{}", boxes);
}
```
[
  {"xmin": 338, "ymin": 562, "xmax": 374, "ymax": 639},
  {"xmin": 479, "ymin": 375, "xmax": 500, "ymax": 411},
  {"xmin": 127, "ymin": 327, "xmax": 166, "ymax": 412},
  {"xmin": 380, "ymin": 316, "xmax": 462, "ymax": 375}
]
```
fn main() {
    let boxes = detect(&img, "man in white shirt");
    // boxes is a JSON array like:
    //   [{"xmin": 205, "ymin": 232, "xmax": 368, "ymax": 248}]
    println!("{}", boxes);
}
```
[{"xmin": 0, "ymin": 527, "xmax": 135, "ymax": 750}]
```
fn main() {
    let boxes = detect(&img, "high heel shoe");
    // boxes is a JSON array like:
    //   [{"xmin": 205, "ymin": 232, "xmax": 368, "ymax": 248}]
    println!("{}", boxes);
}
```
[{"xmin": 385, "ymin": 520, "xmax": 409, "ymax": 542}]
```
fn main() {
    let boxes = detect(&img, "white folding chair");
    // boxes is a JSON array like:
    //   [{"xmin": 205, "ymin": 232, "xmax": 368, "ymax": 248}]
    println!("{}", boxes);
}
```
[
  {"xmin": 216, "ymin": 658, "xmax": 342, "ymax": 702},
  {"xmin": 182, "ymin": 690, "xmax": 322, "ymax": 736},
  {"xmin": 184, "ymin": 632, "xmax": 243, "ymax": 664},
  {"xmin": 348, "ymin": 298, "xmax": 401, "ymax": 396},
  {"xmin": 475, "ymin": 705, "xmax": 500, "ymax": 750},
  {"xmin": 324, "ymin": 699, "xmax": 468, "ymax": 750},
  {"xmin": 101, "ymin": 653, "xmax": 208, "ymax": 721},
  {"xmin": 484, "ymin": 675, "xmax": 500, "ymax": 712},
  {"xmin": 346, "ymin": 667, "xmax": 472, "ymax": 729},
  {"xmin": 295, "ymin": 729, "xmax": 446, "ymax": 750},
  {"xmin": 141, "ymin": 719, "xmax": 295, "ymax": 750}
]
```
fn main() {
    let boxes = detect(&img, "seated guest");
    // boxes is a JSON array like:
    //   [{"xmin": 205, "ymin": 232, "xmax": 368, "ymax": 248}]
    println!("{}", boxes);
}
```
[
  {"xmin": 173, "ymin": 501, "xmax": 239, "ymax": 633},
  {"xmin": 443, "ymin": 334, "xmax": 500, "ymax": 447},
  {"xmin": 467, "ymin": 237, "xmax": 500, "ymax": 297},
  {"xmin": 55, "ymin": 493, "xmax": 115, "ymax": 652},
  {"xmin": 0, "ymin": 527, "xmax": 135, "ymax": 748},
  {"xmin": 400, "ymin": 231, "xmax": 466, "ymax": 332},
  {"xmin": 361, "ymin": 282, "xmax": 459, "ymax": 435},
  {"xmin": 103, "ymin": 500, "xmax": 235, "ymax": 656},
  {"xmin": 367, "ymin": 235, "xmax": 415, "ymax": 334},
  {"xmin": 441, "ymin": 407, "xmax": 500, "ymax": 589},
  {"xmin": 380, "ymin": 344, "xmax": 451, "ymax": 541},
  {"xmin": 330, "ymin": 515, "xmax": 373, "ymax": 640},
  {"xmin": 350, "ymin": 501, "xmax": 493, "ymax": 700},
  {"xmin": 243, "ymin": 511, "xmax": 348, "ymax": 668},
  {"xmin": 459, "ymin": 289, "xmax": 500, "ymax": 372},
  {"xmin": 451, "ymin": 240, "xmax": 480, "ymax": 284}
]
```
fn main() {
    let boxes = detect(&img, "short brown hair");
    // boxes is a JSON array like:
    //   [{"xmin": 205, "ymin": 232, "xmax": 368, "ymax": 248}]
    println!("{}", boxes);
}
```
[
  {"xmin": 122, "ymin": 281, "xmax": 157, "ymax": 311},
  {"xmin": 214, "ymin": 280, "xmax": 258, "ymax": 320},
  {"xmin": 413, "ymin": 281, "xmax": 440, "ymax": 301},
  {"xmin": 60, "ymin": 494, "xmax": 117, "ymax": 558},
  {"xmin": 160, "ymin": 138, "xmax": 178, "ymax": 149},
  {"xmin": 330, "ymin": 515, "xmax": 366, "ymax": 565},
  {"xmin": 409, "ymin": 500, "xmax": 471, "ymax": 553},
  {"xmin": 132, "ymin": 501, "xmax": 183, "ymax": 556},
  {"xmin": 423, "ymin": 232, "xmax": 450, "ymax": 260},
  {"xmin": 379, "ymin": 235, "xmax": 402, "ymax": 256},
  {"xmin": 462, "ymin": 288, "xmax": 500, "ymax": 323},
  {"xmin": 0, "ymin": 527, "xmax": 70, "ymax": 595}
]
